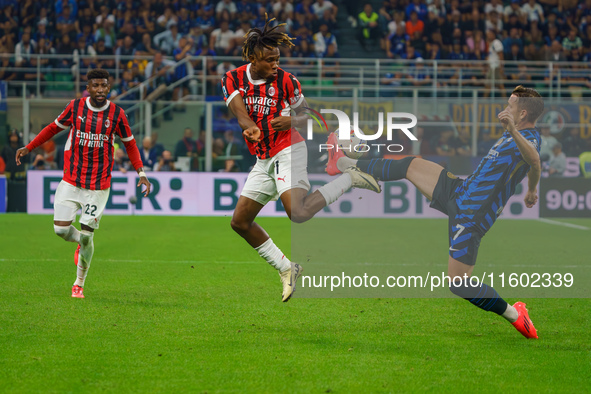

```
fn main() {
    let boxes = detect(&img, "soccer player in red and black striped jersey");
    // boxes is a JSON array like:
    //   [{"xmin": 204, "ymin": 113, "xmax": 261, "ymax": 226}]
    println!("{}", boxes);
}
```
[
  {"xmin": 16, "ymin": 69, "xmax": 151, "ymax": 299},
  {"xmin": 223, "ymin": 18, "xmax": 381, "ymax": 302}
]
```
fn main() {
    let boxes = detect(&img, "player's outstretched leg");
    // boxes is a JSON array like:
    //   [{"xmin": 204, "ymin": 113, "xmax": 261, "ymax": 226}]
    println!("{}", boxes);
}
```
[
  {"xmin": 314, "ymin": 168, "xmax": 380, "ymax": 212},
  {"xmin": 72, "ymin": 230, "xmax": 95, "ymax": 297},
  {"xmin": 324, "ymin": 133, "xmax": 415, "ymax": 183},
  {"xmin": 449, "ymin": 277, "xmax": 539, "ymax": 338},
  {"xmin": 356, "ymin": 157, "xmax": 416, "ymax": 182},
  {"xmin": 448, "ymin": 258, "xmax": 538, "ymax": 339},
  {"xmin": 323, "ymin": 133, "xmax": 381, "ymax": 194}
]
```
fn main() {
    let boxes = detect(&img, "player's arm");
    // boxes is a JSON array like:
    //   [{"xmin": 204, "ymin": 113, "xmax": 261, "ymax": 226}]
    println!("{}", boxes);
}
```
[
  {"xmin": 524, "ymin": 161, "xmax": 541, "ymax": 207},
  {"xmin": 227, "ymin": 95, "xmax": 260, "ymax": 143},
  {"xmin": 290, "ymin": 97, "xmax": 311, "ymax": 129},
  {"xmin": 223, "ymin": 73, "xmax": 260, "ymax": 143},
  {"xmin": 15, "ymin": 123, "xmax": 65, "ymax": 165},
  {"xmin": 270, "ymin": 75, "xmax": 308, "ymax": 132},
  {"xmin": 16, "ymin": 101, "xmax": 74, "ymax": 165},
  {"xmin": 511, "ymin": 130, "xmax": 540, "ymax": 168},
  {"xmin": 498, "ymin": 110, "xmax": 540, "ymax": 168},
  {"xmin": 117, "ymin": 111, "xmax": 151, "ymax": 196},
  {"xmin": 498, "ymin": 109, "xmax": 541, "ymax": 207}
]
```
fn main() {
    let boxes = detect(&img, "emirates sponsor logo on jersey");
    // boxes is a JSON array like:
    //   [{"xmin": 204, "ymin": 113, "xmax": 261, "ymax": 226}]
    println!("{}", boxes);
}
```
[
  {"xmin": 76, "ymin": 129, "xmax": 109, "ymax": 147},
  {"xmin": 244, "ymin": 96, "xmax": 278, "ymax": 115},
  {"xmin": 244, "ymin": 96, "xmax": 278, "ymax": 107}
]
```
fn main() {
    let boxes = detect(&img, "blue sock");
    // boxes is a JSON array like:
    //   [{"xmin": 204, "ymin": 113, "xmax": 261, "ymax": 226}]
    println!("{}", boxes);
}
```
[
  {"xmin": 356, "ymin": 157, "xmax": 415, "ymax": 181},
  {"xmin": 450, "ymin": 278, "xmax": 508, "ymax": 315}
]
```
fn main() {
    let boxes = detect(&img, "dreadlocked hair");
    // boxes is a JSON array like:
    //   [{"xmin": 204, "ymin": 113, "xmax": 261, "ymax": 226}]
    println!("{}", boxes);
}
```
[{"xmin": 242, "ymin": 15, "xmax": 295, "ymax": 60}]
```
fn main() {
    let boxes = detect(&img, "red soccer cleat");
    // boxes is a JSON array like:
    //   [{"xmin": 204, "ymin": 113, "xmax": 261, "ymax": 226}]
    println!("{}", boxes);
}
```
[
  {"xmin": 511, "ymin": 302, "xmax": 538, "ymax": 339},
  {"xmin": 72, "ymin": 285, "xmax": 84, "ymax": 299},
  {"xmin": 325, "ymin": 132, "xmax": 345, "ymax": 175},
  {"xmin": 75, "ymin": 245, "xmax": 80, "ymax": 266}
]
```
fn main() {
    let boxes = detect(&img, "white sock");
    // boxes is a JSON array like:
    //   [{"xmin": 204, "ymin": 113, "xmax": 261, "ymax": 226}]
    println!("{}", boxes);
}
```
[
  {"xmin": 255, "ymin": 238, "xmax": 291, "ymax": 272},
  {"xmin": 75, "ymin": 231, "xmax": 95, "ymax": 287},
  {"xmin": 318, "ymin": 173, "xmax": 353, "ymax": 205},
  {"xmin": 502, "ymin": 303, "xmax": 519, "ymax": 323},
  {"xmin": 54, "ymin": 225, "xmax": 81, "ymax": 243},
  {"xmin": 337, "ymin": 156, "xmax": 357, "ymax": 173},
  {"xmin": 74, "ymin": 266, "xmax": 89, "ymax": 287}
]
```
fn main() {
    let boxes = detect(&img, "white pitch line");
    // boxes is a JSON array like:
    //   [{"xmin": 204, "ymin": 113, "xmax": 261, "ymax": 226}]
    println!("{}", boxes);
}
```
[
  {"xmin": 0, "ymin": 258, "xmax": 258, "ymax": 264},
  {"xmin": 537, "ymin": 218, "xmax": 590, "ymax": 231}
]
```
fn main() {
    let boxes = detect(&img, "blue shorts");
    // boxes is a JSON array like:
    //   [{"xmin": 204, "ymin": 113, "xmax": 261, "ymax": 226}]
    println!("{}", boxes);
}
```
[{"xmin": 429, "ymin": 170, "xmax": 483, "ymax": 266}]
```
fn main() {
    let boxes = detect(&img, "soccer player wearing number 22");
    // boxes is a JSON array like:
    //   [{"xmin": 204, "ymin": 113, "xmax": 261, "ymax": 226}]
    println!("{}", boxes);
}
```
[
  {"xmin": 16, "ymin": 69, "xmax": 151, "ymax": 299},
  {"xmin": 327, "ymin": 85, "xmax": 543, "ymax": 338},
  {"xmin": 222, "ymin": 18, "xmax": 381, "ymax": 302}
]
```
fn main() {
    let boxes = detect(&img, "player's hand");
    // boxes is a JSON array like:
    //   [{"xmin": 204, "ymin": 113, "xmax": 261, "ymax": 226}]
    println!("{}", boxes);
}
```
[
  {"xmin": 498, "ymin": 109, "xmax": 515, "ymax": 132},
  {"xmin": 138, "ymin": 176, "xmax": 151, "ymax": 197},
  {"xmin": 243, "ymin": 126, "xmax": 261, "ymax": 143},
  {"xmin": 15, "ymin": 147, "xmax": 29, "ymax": 165},
  {"xmin": 270, "ymin": 116, "xmax": 292, "ymax": 131},
  {"xmin": 524, "ymin": 189, "xmax": 538, "ymax": 208}
]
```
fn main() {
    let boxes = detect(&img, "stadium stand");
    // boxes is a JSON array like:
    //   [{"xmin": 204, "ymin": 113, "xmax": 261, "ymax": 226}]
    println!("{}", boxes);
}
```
[{"xmin": 0, "ymin": 0, "xmax": 590, "ymax": 173}]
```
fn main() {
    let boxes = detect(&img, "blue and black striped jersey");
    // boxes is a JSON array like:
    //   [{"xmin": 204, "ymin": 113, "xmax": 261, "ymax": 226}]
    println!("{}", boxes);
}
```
[{"xmin": 455, "ymin": 128, "xmax": 541, "ymax": 234}]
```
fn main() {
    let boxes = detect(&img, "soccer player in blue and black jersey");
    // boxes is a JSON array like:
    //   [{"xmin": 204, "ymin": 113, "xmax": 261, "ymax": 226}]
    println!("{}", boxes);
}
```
[{"xmin": 326, "ymin": 85, "xmax": 543, "ymax": 338}]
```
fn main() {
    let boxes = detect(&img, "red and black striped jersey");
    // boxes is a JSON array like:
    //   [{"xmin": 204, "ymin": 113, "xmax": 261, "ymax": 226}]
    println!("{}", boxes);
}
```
[
  {"xmin": 221, "ymin": 64, "xmax": 305, "ymax": 159},
  {"xmin": 54, "ymin": 97, "xmax": 134, "ymax": 190}
]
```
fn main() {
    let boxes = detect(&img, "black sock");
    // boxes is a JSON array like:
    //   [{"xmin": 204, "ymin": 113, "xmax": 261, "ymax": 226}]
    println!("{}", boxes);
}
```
[
  {"xmin": 356, "ymin": 157, "xmax": 415, "ymax": 181},
  {"xmin": 450, "ymin": 278, "xmax": 508, "ymax": 315}
]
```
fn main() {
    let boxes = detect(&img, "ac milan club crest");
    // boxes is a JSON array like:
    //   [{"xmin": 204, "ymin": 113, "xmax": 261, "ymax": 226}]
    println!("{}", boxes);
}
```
[
  {"xmin": 105, "ymin": 119, "xmax": 110, "ymax": 128},
  {"xmin": 268, "ymin": 86, "xmax": 276, "ymax": 96}
]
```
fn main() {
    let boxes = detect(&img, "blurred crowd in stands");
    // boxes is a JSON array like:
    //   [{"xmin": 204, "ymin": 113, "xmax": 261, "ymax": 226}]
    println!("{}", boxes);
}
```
[
  {"xmin": 0, "ymin": 0, "xmax": 342, "ymax": 98},
  {"xmin": 1, "ymin": 0, "xmax": 590, "ymax": 176},
  {"xmin": 2, "ymin": 0, "xmax": 591, "ymax": 67},
  {"xmin": 351, "ymin": 0, "xmax": 591, "ymax": 97},
  {"xmin": 2, "ymin": 0, "xmax": 591, "ymax": 97}
]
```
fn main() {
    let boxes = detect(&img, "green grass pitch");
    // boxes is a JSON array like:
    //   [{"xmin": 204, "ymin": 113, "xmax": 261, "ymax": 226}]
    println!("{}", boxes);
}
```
[{"xmin": 1, "ymin": 215, "xmax": 590, "ymax": 392}]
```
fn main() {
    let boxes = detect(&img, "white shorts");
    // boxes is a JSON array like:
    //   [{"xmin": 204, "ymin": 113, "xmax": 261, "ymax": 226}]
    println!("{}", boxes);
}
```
[
  {"xmin": 241, "ymin": 142, "xmax": 311, "ymax": 205},
  {"xmin": 53, "ymin": 180, "xmax": 110, "ymax": 229}
]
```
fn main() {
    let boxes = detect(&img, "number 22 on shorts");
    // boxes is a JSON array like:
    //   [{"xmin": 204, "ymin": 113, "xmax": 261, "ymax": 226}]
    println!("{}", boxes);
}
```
[{"xmin": 84, "ymin": 204, "xmax": 97, "ymax": 217}]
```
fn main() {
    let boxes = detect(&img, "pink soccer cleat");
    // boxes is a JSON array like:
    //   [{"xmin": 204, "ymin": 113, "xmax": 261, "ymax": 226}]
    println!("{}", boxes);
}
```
[
  {"xmin": 72, "ymin": 285, "xmax": 84, "ymax": 299},
  {"xmin": 325, "ymin": 132, "xmax": 345, "ymax": 175},
  {"xmin": 511, "ymin": 302, "xmax": 538, "ymax": 339},
  {"xmin": 75, "ymin": 245, "xmax": 80, "ymax": 266}
]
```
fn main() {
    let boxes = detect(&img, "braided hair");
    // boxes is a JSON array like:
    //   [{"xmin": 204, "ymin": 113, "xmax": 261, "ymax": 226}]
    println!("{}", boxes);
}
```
[{"xmin": 242, "ymin": 16, "xmax": 295, "ymax": 60}]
